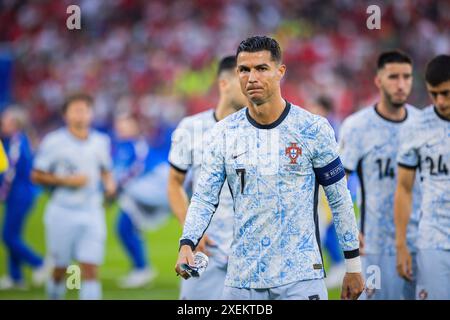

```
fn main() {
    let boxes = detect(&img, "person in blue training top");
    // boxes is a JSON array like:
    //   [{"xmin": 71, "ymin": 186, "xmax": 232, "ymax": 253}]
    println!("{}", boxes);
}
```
[
  {"xmin": 113, "ymin": 113, "xmax": 171, "ymax": 288},
  {"xmin": 0, "ymin": 106, "xmax": 47, "ymax": 290}
]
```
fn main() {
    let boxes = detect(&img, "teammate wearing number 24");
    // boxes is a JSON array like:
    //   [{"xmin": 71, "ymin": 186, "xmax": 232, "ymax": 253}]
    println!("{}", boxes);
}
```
[
  {"xmin": 175, "ymin": 36, "xmax": 364, "ymax": 300},
  {"xmin": 395, "ymin": 55, "xmax": 450, "ymax": 300}
]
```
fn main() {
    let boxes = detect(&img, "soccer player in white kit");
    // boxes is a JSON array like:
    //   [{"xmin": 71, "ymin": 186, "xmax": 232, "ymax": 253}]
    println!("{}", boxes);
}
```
[
  {"xmin": 32, "ymin": 93, "xmax": 116, "ymax": 300},
  {"xmin": 168, "ymin": 56, "xmax": 247, "ymax": 299},
  {"xmin": 175, "ymin": 36, "xmax": 364, "ymax": 300},
  {"xmin": 395, "ymin": 55, "xmax": 450, "ymax": 300},
  {"xmin": 339, "ymin": 51, "xmax": 422, "ymax": 299}
]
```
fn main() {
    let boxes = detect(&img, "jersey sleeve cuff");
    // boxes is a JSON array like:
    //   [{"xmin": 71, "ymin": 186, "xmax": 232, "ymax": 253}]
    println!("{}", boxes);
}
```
[
  {"xmin": 343, "ymin": 248, "xmax": 360, "ymax": 259},
  {"xmin": 398, "ymin": 162, "xmax": 418, "ymax": 170},
  {"xmin": 33, "ymin": 162, "xmax": 50, "ymax": 173},
  {"xmin": 169, "ymin": 162, "xmax": 188, "ymax": 174},
  {"xmin": 179, "ymin": 239, "xmax": 195, "ymax": 251}
]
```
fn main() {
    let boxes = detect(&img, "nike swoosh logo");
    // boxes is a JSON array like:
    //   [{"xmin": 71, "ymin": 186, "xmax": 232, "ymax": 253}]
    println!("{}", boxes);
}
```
[
  {"xmin": 232, "ymin": 151, "xmax": 248, "ymax": 159},
  {"xmin": 372, "ymin": 145, "xmax": 384, "ymax": 151},
  {"xmin": 425, "ymin": 140, "xmax": 440, "ymax": 148}
]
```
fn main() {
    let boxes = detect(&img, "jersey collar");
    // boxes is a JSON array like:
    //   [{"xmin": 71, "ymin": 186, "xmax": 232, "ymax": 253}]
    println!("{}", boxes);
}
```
[
  {"xmin": 213, "ymin": 110, "xmax": 219, "ymax": 123},
  {"xmin": 374, "ymin": 103, "xmax": 408, "ymax": 123},
  {"xmin": 433, "ymin": 106, "xmax": 450, "ymax": 122},
  {"xmin": 246, "ymin": 100, "xmax": 291, "ymax": 129}
]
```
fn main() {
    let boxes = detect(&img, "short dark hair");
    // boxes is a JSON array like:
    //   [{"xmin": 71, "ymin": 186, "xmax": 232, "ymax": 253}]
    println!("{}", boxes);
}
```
[
  {"xmin": 217, "ymin": 55, "xmax": 237, "ymax": 76},
  {"xmin": 315, "ymin": 95, "xmax": 334, "ymax": 113},
  {"xmin": 425, "ymin": 55, "xmax": 450, "ymax": 87},
  {"xmin": 236, "ymin": 36, "xmax": 282, "ymax": 63},
  {"xmin": 377, "ymin": 50, "xmax": 412, "ymax": 70},
  {"xmin": 62, "ymin": 92, "xmax": 93, "ymax": 114}
]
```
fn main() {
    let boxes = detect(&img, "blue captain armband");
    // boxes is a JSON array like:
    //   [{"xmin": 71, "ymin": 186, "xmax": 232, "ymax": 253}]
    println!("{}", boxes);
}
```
[{"xmin": 314, "ymin": 157, "xmax": 346, "ymax": 186}]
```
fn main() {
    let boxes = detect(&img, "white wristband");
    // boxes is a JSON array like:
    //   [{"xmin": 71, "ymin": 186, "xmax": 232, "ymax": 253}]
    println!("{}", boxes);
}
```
[{"xmin": 345, "ymin": 256, "xmax": 362, "ymax": 273}]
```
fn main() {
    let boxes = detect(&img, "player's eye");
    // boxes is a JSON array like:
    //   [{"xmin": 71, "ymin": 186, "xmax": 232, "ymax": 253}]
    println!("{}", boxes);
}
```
[
  {"xmin": 388, "ymin": 74, "xmax": 399, "ymax": 79},
  {"xmin": 238, "ymin": 67, "xmax": 250, "ymax": 73},
  {"xmin": 433, "ymin": 91, "xmax": 450, "ymax": 98}
]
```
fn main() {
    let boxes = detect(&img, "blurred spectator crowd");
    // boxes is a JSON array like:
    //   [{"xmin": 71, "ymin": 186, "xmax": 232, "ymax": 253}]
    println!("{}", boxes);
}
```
[{"xmin": 0, "ymin": 0, "xmax": 449, "ymax": 140}]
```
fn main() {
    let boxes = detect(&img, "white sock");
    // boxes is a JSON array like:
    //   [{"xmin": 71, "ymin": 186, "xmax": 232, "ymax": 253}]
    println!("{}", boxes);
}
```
[
  {"xmin": 80, "ymin": 280, "xmax": 102, "ymax": 300},
  {"xmin": 47, "ymin": 279, "xmax": 66, "ymax": 300}
]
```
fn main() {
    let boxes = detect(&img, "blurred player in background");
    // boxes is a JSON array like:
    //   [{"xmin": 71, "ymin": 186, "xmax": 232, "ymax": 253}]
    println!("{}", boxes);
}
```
[
  {"xmin": 310, "ymin": 96, "xmax": 346, "ymax": 289},
  {"xmin": 395, "ymin": 55, "xmax": 450, "ymax": 300},
  {"xmin": 0, "ymin": 107, "xmax": 46, "ymax": 290},
  {"xmin": 31, "ymin": 93, "xmax": 116, "ymax": 300},
  {"xmin": 168, "ymin": 55, "xmax": 247, "ymax": 299},
  {"xmin": 112, "ymin": 113, "xmax": 169, "ymax": 288},
  {"xmin": 310, "ymin": 96, "xmax": 340, "ymax": 132},
  {"xmin": 339, "ymin": 50, "xmax": 421, "ymax": 299},
  {"xmin": 176, "ymin": 36, "xmax": 364, "ymax": 300}
]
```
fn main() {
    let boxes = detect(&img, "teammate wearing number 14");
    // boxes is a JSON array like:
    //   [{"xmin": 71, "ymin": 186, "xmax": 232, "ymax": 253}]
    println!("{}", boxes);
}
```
[{"xmin": 339, "ymin": 50, "xmax": 421, "ymax": 300}]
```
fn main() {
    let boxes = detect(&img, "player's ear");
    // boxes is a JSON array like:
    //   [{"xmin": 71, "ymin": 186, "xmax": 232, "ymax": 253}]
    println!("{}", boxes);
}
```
[
  {"xmin": 374, "ymin": 74, "xmax": 382, "ymax": 89},
  {"xmin": 277, "ymin": 64, "xmax": 286, "ymax": 80},
  {"xmin": 218, "ymin": 77, "xmax": 227, "ymax": 91}
]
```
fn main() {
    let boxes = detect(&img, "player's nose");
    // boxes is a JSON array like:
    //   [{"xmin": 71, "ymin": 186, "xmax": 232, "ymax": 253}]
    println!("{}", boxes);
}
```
[
  {"xmin": 248, "ymin": 69, "xmax": 258, "ymax": 83},
  {"xmin": 397, "ymin": 81, "xmax": 406, "ymax": 91},
  {"xmin": 436, "ymin": 94, "xmax": 446, "ymax": 107}
]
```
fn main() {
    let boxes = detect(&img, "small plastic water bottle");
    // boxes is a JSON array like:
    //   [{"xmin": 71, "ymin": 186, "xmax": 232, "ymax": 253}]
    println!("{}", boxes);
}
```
[
  {"xmin": 193, "ymin": 252, "xmax": 209, "ymax": 276},
  {"xmin": 181, "ymin": 252, "xmax": 209, "ymax": 278}
]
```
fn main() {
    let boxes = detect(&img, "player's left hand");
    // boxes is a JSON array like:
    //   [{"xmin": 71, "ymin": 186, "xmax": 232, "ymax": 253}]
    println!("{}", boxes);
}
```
[
  {"xmin": 396, "ymin": 244, "xmax": 413, "ymax": 281},
  {"xmin": 341, "ymin": 272, "xmax": 364, "ymax": 300}
]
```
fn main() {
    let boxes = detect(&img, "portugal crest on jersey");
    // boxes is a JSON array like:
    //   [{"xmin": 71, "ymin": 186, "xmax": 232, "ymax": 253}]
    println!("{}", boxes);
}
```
[{"xmin": 285, "ymin": 143, "xmax": 302, "ymax": 164}]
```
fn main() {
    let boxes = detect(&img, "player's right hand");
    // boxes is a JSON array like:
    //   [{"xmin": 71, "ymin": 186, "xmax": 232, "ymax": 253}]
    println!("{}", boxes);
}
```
[
  {"xmin": 175, "ymin": 245, "xmax": 195, "ymax": 280},
  {"xmin": 358, "ymin": 233, "xmax": 365, "ymax": 256},
  {"xmin": 195, "ymin": 234, "xmax": 216, "ymax": 257},
  {"xmin": 341, "ymin": 272, "xmax": 365, "ymax": 300},
  {"xmin": 64, "ymin": 174, "xmax": 89, "ymax": 188},
  {"xmin": 396, "ymin": 244, "xmax": 413, "ymax": 281}
]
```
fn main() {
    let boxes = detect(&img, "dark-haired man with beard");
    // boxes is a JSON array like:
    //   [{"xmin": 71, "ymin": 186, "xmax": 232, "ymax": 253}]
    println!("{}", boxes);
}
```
[{"xmin": 339, "ymin": 50, "xmax": 422, "ymax": 300}]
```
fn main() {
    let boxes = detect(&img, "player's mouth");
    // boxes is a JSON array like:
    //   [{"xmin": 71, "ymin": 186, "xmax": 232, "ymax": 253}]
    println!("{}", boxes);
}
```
[
  {"xmin": 437, "ymin": 104, "xmax": 450, "ymax": 112},
  {"xmin": 247, "ymin": 87, "xmax": 263, "ymax": 93},
  {"xmin": 392, "ymin": 93, "xmax": 407, "ymax": 102}
]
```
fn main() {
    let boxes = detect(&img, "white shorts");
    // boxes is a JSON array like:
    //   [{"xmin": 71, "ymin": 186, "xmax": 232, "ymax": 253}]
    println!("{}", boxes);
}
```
[
  {"xmin": 416, "ymin": 249, "xmax": 450, "ymax": 300},
  {"xmin": 44, "ymin": 203, "xmax": 106, "ymax": 267},
  {"xmin": 222, "ymin": 279, "xmax": 328, "ymax": 300},
  {"xmin": 360, "ymin": 253, "xmax": 416, "ymax": 300}
]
